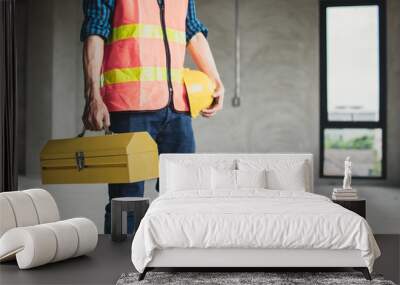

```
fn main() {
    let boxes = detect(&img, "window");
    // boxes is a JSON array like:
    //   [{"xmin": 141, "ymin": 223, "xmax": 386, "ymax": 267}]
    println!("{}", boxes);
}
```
[{"xmin": 320, "ymin": 0, "xmax": 386, "ymax": 178}]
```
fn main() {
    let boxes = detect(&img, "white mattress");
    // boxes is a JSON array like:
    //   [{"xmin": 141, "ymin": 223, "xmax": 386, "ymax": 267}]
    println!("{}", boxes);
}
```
[{"xmin": 131, "ymin": 190, "xmax": 380, "ymax": 273}]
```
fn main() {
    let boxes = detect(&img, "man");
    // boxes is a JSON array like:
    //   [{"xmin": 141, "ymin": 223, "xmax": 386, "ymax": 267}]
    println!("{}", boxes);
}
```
[{"xmin": 81, "ymin": 0, "xmax": 224, "ymax": 233}]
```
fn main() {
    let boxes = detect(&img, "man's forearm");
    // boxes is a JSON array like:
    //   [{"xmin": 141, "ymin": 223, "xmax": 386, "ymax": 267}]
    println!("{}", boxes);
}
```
[
  {"xmin": 83, "ymin": 35, "xmax": 105, "ymax": 100},
  {"xmin": 187, "ymin": 33, "xmax": 222, "ymax": 86},
  {"xmin": 82, "ymin": 35, "xmax": 110, "ymax": 130}
]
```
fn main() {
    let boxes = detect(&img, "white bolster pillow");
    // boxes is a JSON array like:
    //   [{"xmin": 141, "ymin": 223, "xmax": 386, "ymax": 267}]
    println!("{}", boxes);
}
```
[
  {"xmin": 23, "ymin": 189, "xmax": 60, "ymax": 224},
  {"xmin": 64, "ymin": 218, "xmax": 98, "ymax": 257},
  {"xmin": 0, "ymin": 218, "xmax": 98, "ymax": 269},
  {"xmin": 0, "ymin": 225, "xmax": 57, "ymax": 268},
  {"xmin": 0, "ymin": 191, "xmax": 39, "ymax": 227},
  {"xmin": 0, "ymin": 189, "xmax": 60, "ymax": 237},
  {"xmin": 42, "ymin": 221, "xmax": 79, "ymax": 262},
  {"xmin": 0, "ymin": 196, "xmax": 17, "ymax": 237}
]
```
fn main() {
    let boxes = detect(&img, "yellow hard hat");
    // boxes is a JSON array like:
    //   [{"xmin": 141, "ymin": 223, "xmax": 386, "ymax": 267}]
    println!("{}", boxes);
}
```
[{"xmin": 183, "ymin": 68, "xmax": 215, "ymax": 118}]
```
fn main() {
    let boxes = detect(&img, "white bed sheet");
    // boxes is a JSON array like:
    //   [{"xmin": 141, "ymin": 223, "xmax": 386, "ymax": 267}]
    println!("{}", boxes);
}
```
[{"xmin": 131, "ymin": 190, "xmax": 380, "ymax": 273}]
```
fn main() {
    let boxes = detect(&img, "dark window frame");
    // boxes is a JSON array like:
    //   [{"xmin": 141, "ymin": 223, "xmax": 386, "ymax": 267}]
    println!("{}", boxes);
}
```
[{"xmin": 319, "ymin": 0, "xmax": 387, "ymax": 179}]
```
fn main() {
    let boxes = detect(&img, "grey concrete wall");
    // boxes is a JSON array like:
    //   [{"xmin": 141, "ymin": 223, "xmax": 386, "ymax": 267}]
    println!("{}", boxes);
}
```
[
  {"xmin": 25, "ymin": 0, "xmax": 54, "ymax": 175},
  {"xmin": 386, "ymin": 0, "xmax": 400, "ymax": 186},
  {"xmin": 52, "ymin": 0, "xmax": 83, "ymax": 138},
  {"xmin": 193, "ymin": 0, "xmax": 319, "ymax": 164},
  {"xmin": 21, "ymin": 0, "xmax": 400, "ymax": 234}
]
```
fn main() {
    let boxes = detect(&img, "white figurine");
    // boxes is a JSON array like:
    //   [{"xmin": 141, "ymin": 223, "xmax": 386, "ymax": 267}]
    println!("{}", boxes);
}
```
[{"xmin": 343, "ymin": 156, "xmax": 352, "ymax": 190}]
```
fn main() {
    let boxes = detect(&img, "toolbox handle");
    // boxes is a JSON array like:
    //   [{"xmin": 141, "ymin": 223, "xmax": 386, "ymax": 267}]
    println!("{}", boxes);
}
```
[{"xmin": 77, "ymin": 126, "xmax": 113, "ymax": 138}]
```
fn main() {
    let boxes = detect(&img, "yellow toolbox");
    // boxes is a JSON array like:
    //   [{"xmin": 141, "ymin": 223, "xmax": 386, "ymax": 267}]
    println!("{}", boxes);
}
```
[{"xmin": 40, "ymin": 131, "xmax": 159, "ymax": 184}]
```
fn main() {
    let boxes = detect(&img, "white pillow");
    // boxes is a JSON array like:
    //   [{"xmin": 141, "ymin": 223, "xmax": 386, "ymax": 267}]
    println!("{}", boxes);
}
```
[
  {"xmin": 166, "ymin": 158, "xmax": 236, "ymax": 170},
  {"xmin": 266, "ymin": 163, "xmax": 306, "ymax": 191},
  {"xmin": 236, "ymin": 169, "xmax": 268, "ymax": 189},
  {"xmin": 238, "ymin": 159, "xmax": 307, "ymax": 191},
  {"xmin": 167, "ymin": 163, "xmax": 212, "ymax": 191},
  {"xmin": 212, "ymin": 168, "xmax": 237, "ymax": 190},
  {"xmin": 211, "ymin": 168, "xmax": 268, "ymax": 191}
]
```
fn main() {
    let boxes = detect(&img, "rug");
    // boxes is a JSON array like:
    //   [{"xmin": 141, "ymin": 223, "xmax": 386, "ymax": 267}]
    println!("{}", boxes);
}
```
[{"xmin": 116, "ymin": 272, "xmax": 396, "ymax": 285}]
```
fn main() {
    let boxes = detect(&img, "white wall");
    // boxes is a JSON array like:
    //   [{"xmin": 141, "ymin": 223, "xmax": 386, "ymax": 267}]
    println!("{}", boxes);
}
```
[{"xmin": 21, "ymin": 0, "xmax": 400, "ymax": 234}]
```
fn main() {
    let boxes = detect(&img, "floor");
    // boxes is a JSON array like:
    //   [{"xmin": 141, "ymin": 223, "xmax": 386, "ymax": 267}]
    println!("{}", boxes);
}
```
[{"xmin": 0, "ymin": 235, "xmax": 399, "ymax": 285}]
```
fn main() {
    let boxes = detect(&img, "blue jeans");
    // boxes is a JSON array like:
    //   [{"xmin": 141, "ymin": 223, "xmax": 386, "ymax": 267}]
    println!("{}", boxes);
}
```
[{"xmin": 104, "ymin": 106, "xmax": 195, "ymax": 234}]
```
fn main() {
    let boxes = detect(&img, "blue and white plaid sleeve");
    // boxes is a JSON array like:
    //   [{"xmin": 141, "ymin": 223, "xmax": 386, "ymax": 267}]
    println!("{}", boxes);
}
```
[
  {"xmin": 186, "ymin": 0, "xmax": 208, "ymax": 43},
  {"xmin": 80, "ymin": 0, "xmax": 114, "ymax": 42}
]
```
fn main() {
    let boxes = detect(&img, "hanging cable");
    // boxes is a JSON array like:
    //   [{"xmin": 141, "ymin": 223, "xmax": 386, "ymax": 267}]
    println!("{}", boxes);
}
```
[{"xmin": 232, "ymin": 0, "xmax": 241, "ymax": 107}]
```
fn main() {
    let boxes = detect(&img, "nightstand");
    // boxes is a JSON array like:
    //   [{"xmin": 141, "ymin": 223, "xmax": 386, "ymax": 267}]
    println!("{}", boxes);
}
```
[
  {"xmin": 332, "ymin": 199, "xmax": 366, "ymax": 218},
  {"xmin": 111, "ymin": 197, "xmax": 150, "ymax": 242}
]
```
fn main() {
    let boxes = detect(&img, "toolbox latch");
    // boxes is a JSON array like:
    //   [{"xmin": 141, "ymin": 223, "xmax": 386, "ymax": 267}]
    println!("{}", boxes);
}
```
[{"xmin": 75, "ymin": 151, "xmax": 85, "ymax": 171}]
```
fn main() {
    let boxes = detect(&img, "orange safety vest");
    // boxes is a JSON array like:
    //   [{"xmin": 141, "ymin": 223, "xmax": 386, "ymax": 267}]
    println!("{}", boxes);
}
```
[{"xmin": 101, "ymin": 0, "xmax": 189, "ymax": 112}]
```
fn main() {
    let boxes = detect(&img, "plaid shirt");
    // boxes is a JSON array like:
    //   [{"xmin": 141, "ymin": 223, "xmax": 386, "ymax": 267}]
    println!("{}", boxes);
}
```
[{"xmin": 80, "ymin": 0, "xmax": 208, "ymax": 43}]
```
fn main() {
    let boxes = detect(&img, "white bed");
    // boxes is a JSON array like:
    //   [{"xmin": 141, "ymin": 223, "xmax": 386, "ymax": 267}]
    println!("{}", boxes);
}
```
[{"xmin": 131, "ymin": 154, "xmax": 380, "ymax": 280}]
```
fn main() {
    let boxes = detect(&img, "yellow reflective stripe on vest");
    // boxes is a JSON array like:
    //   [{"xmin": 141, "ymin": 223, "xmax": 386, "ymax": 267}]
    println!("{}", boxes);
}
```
[
  {"xmin": 109, "ymin": 23, "xmax": 186, "ymax": 45},
  {"xmin": 103, "ymin": 67, "xmax": 183, "ymax": 86}
]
